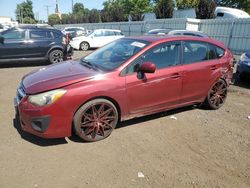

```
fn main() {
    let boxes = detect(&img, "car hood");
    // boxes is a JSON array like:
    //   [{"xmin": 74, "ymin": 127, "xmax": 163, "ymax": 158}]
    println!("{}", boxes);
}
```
[{"xmin": 22, "ymin": 60, "xmax": 98, "ymax": 94}]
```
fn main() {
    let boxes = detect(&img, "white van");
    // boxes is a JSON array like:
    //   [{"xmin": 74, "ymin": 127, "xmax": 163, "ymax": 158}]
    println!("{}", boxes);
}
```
[{"xmin": 215, "ymin": 7, "xmax": 250, "ymax": 19}]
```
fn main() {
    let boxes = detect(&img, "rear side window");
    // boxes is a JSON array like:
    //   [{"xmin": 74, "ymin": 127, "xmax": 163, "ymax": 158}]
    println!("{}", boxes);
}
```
[
  {"xmin": 30, "ymin": 30, "xmax": 53, "ymax": 39},
  {"xmin": 183, "ymin": 41, "xmax": 208, "ymax": 64},
  {"xmin": 207, "ymin": 43, "xmax": 225, "ymax": 59},
  {"xmin": 215, "ymin": 46, "xmax": 225, "ymax": 58}
]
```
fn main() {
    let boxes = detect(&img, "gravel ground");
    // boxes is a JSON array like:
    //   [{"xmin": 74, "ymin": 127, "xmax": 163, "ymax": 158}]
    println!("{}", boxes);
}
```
[{"xmin": 0, "ymin": 51, "xmax": 249, "ymax": 188}]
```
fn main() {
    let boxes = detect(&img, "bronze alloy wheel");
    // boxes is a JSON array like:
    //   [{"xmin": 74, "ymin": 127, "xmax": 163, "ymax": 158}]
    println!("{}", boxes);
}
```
[
  {"xmin": 74, "ymin": 99, "xmax": 118, "ymax": 142},
  {"xmin": 205, "ymin": 79, "xmax": 228, "ymax": 109}
]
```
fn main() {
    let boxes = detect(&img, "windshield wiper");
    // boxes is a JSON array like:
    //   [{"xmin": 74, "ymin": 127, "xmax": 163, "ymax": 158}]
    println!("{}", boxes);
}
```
[{"xmin": 80, "ymin": 59, "xmax": 101, "ymax": 71}]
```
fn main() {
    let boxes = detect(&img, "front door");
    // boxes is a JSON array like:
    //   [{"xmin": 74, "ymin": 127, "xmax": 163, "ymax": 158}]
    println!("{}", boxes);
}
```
[
  {"xmin": 0, "ymin": 29, "xmax": 27, "ymax": 60},
  {"xmin": 124, "ymin": 41, "xmax": 183, "ymax": 115}
]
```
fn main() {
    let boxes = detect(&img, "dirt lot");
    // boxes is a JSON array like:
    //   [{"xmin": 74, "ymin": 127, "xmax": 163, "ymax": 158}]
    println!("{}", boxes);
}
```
[{"xmin": 0, "ymin": 51, "xmax": 250, "ymax": 188}]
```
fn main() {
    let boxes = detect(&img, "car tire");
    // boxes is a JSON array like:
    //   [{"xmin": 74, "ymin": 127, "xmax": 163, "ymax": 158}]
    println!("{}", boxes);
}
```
[
  {"xmin": 203, "ymin": 79, "xmax": 228, "ymax": 110},
  {"xmin": 49, "ymin": 49, "xmax": 63, "ymax": 64},
  {"xmin": 80, "ymin": 42, "xmax": 90, "ymax": 51},
  {"xmin": 73, "ymin": 99, "xmax": 119, "ymax": 142}
]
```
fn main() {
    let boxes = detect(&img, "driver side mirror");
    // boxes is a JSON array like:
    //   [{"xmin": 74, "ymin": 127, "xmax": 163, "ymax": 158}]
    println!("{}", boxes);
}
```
[{"xmin": 138, "ymin": 62, "xmax": 156, "ymax": 73}]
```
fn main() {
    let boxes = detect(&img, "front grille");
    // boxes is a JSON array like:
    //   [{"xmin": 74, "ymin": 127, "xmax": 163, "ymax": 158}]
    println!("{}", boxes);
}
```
[{"xmin": 16, "ymin": 83, "xmax": 26, "ymax": 104}]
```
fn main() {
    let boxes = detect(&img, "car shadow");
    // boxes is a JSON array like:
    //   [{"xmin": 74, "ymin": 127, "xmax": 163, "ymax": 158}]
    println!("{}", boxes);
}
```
[
  {"xmin": 0, "ymin": 60, "xmax": 49, "ymax": 68},
  {"xmin": 13, "ymin": 114, "xmax": 68, "ymax": 147},
  {"xmin": 69, "ymin": 105, "xmax": 197, "ymax": 143}
]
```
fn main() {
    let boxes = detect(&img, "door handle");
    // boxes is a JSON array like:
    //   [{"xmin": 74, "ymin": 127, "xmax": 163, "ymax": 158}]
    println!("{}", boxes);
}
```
[{"xmin": 170, "ymin": 73, "xmax": 181, "ymax": 79}]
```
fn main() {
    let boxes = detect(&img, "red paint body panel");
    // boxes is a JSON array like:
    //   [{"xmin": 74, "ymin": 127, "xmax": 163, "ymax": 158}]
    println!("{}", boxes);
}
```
[{"xmin": 16, "ymin": 36, "xmax": 233, "ymax": 139}]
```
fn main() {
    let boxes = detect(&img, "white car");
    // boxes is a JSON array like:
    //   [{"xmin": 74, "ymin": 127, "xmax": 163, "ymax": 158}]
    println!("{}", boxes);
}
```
[
  {"xmin": 62, "ymin": 27, "xmax": 86, "ymax": 38},
  {"xmin": 70, "ymin": 29, "xmax": 125, "ymax": 50}
]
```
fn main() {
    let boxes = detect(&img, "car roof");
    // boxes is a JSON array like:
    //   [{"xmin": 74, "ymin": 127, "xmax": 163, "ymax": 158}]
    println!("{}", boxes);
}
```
[
  {"xmin": 125, "ymin": 35, "xmax": 225, "ymax": 48},
  {"xmin": 94, "ymin": 29, "xmax": 121, "ymax": 32}
]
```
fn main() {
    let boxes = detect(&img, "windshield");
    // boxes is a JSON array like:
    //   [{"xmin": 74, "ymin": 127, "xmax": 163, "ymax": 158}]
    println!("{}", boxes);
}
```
[{"xmin": 81, "ymin": 38, "xmax": 151, "ymax": 71}]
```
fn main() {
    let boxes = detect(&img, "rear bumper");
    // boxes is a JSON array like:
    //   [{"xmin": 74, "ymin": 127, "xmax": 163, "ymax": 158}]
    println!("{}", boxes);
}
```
[{"xmin": 237, "ymin": 62, "xmax": 250, "ymax": 75}]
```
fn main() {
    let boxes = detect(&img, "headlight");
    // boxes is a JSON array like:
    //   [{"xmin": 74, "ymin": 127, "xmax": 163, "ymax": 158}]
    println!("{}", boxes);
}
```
[{"xmin": 28, "ymin": 89, "xmax": 66, "ymax": 106}]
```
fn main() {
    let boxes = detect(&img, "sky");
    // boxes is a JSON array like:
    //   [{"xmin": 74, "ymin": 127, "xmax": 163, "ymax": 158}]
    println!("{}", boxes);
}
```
[{"xmin": 0, "ymin": 0, "xmax": 105, "ymax": 21}]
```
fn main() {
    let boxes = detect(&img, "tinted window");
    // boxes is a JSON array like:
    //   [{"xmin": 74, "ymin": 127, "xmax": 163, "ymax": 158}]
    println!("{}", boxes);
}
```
[
  {"xmin": 126, "ymin": 42, "xmax": 180, "ymax": 74},
  {"xmin": 2, "ymin": 30, "xmax": 25, "ymax": 39},
  {"xmin": 183, "ymin": 41, "xmax": 208, "ymax": 64}
]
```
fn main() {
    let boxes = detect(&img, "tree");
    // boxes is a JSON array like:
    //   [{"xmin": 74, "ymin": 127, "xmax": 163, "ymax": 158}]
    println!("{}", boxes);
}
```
[
  {"xmin": 15, "ymin": 0, "xmax": 36, "ymax": 24},
  {"xmin": 48, "ymin": 14, "xmax": 61, "ymax": 26},
  {"xmin": 216, "ymin": 0, "xmax": 250, "ymax": 14},
  {"xmin": 122, "ymin": 0, "xmax": 153, "ymax": 21},
  {"xmin": 154, "ymin": 0, "xmax": 174, "ymax": 19},
  {"xmin": 88, "ymin": 9, "xmax": 100, "ymax": 23},
  {"xmin": 196, "ymin": 0, "xmax": 216, "ymax": 19},
  {"xmin": 101, "ymin": 0, "xmax": 127, "ymax": 22},
  {"xmin": 73, "ymin": 3, "xmax": 85, "ymax": 14},
  {"xmin": 176, "ymin": 0, "xmax": 198, "ymax": 9}
]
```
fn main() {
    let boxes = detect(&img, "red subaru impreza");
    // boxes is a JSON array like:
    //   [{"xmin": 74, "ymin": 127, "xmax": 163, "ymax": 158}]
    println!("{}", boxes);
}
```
[{"xmin": 15, "ymin": 36, "xmax": 233, "ymax": 142}]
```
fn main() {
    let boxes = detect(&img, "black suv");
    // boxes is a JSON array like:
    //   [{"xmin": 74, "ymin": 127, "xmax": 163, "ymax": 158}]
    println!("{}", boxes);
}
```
[{"xmin": 0, "ymin": 25, "xmax": 73, "ymax": 64}]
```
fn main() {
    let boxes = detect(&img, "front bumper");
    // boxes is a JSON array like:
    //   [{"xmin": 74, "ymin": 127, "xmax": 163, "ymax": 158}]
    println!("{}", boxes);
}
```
[{"xmin": 14, "ymin": 92, "xmax": 72, "ymax": 139}]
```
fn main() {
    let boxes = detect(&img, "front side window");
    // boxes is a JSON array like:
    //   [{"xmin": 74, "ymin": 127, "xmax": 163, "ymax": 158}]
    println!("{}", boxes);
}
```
[
  {"xmin": 125, "ymin": 42, "xmax": 180, "ymax": 74},
  {"xmin": 183, "ymin": 41, "xmax": 208, "ymax": 64},
  {"xmin": 2, "ymin": 29, "xmax": 25, "ymax": 39}
]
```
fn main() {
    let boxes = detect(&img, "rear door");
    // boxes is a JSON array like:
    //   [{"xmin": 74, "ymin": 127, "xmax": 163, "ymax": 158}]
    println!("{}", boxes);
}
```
[
  {"xmin": 0, "ymin": 28, "xmax": 27, "ymax": 60},
  {"xmin": 91, "ymin": 30, "xmax": 107, "ymax": 47},
  {"xmin": 124, "ymin": 41, "xmax": 183, "ymax": 115},
  {"xmin": 26, "ymin": 29, "xmax": 54, "ymax": 58},
  {"xmin": 180, "ymin": 40, "xmax": 222, "ymax": 104}
]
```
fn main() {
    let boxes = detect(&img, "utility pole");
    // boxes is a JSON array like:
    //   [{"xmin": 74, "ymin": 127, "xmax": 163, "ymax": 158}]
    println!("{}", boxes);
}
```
[
  {"xmin": 72, "ymin": 0, "xmax": 74, "ymax": 13},
  {"xmin": 44, "ymin": 5, "xmax": 51, "ymax": 22}
]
